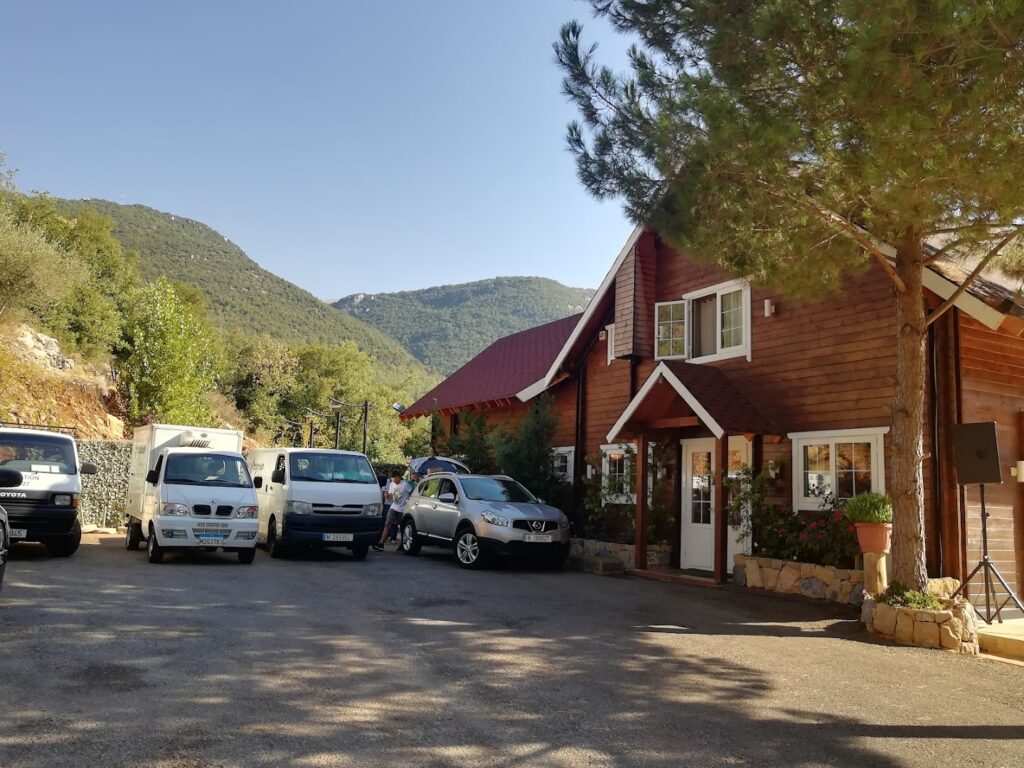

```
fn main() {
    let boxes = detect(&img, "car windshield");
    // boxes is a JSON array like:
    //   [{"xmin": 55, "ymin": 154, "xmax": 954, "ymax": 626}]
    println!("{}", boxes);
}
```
[
  {"xmin": 460, "ymin": 477, "xmax": 536, "ymax": 503},
  {"xmin": 0, "ymin": 433, "xmax": 76, "ymax": 475},
  {"xmin": 289, "ymin": 452, "xmax": 377, "ymax": 484},
  {"xmin": 164, "ymin": 454, "xmax": 252, "ymax": 488}
]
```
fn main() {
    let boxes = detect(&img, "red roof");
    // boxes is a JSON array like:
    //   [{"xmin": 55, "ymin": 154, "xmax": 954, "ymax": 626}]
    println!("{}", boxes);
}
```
[
  {"xmin": 661, "ymin": 361, "xmax": 781, "ymax": 436},
  {"xmin": 402, "ymin": 314, "xmax": 582, "ymax": 418}
]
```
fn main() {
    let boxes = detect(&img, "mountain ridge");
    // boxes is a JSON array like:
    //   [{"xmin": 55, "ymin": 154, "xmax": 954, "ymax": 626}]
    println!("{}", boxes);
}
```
[
  {"xmin": 52, "ymin": 198, "xmax": 437, "ymax": 390},
  {"xmin": 333, "ymin": 276, "xmax": 593, "ymax": 375}
]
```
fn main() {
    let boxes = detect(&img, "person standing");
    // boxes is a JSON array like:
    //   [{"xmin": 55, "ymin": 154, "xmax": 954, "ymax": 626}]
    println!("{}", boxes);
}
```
[
  {"xmin": 373, "ymin": 471, "xmax": 417, "ymax": 551},
  {"xmin": 384, "ymin": 471, "xmax": 403, "ymax": 542}
]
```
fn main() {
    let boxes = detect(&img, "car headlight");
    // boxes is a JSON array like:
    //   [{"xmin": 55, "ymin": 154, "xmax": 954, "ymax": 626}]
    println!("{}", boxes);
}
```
[
  {"xmin": 161, "ymin": 503, "xmax": 190, "ymax": 516},
  {"xmin": 0, "ymin": 524, "xmax": 6, "ymax": 551},
  {"xmin": 53, "ymin": 494, "xmax": 72, "ymax": 506},
  {"xmin": 558, "ymin": 512, "xmax": 570, "ymax": 529},
  {"xmin": 362, "ymin": 503, "xmax": 382, "ymax": 516},
  {"xmin": 481, "ymin": 510, "xmax": 509, "ymax": 527},
  {"xmin": 234, "ymin": 505, "xmax": 259, "ymax": 519},
  {"xmin": 286, "ymin": 500, "xmax": 312, "ymax": 515}
]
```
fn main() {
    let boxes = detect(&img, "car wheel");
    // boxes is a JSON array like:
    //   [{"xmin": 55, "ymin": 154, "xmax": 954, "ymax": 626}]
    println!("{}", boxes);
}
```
[
  {"xmin": 350, "ymin": 543, "xmax": 369, "ymax": 560},
  {"xmin": 400, "ymin": 519, "xmax": 422, "ymax": 555},
  {"xmin": 266, "ymin": 518, "xmax": 287, "ymax": 559},
  {"xmin": 125, "ymin": 521, "xmax": 143, "ymax": 550},
  {"xmin": 46, "ymin": 520, "xmax": 82, "ymax": 557},
  {"xmin": 237, "ymin": 547, "xmax": 256, "ymax": 564},
  {"xmin": 454, "ymin": 527, "xmax": 487, "ymax": 570},
  {"xmin": 147, "ymin": 527, "xmax": 164, "ymax": 564}
]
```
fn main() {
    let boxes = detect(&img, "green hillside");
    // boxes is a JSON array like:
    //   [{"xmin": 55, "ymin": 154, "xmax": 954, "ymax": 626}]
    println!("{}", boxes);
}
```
[
  {"xmin": 333, "ymin": 277, "xmax": 593, "ymax": 375},
  {"xmin": 54, "ymin": 199, "xmax": 436, "ymax": 389}
]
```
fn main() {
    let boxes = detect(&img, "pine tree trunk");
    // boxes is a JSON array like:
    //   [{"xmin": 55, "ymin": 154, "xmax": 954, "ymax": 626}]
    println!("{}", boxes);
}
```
[{"xmin": 889, "ymin": 234, "xmax": 929, "ymax": 592}]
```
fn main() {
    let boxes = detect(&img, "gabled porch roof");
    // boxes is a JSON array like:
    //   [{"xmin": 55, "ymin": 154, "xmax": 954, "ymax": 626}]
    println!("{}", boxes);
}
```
[{"xmin": 606, "ymin": 361, "xmax": 781, "ymax": 443}]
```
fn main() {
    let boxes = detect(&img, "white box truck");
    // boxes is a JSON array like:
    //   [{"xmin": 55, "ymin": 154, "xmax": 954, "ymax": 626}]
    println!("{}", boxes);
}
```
[
  {"xmin": 247, "ymin": 448, "xmax": 382, "ymax": 559},
  {"xmin": 124, "ymin": 424, "xmax": 259, "ymax": 564}
]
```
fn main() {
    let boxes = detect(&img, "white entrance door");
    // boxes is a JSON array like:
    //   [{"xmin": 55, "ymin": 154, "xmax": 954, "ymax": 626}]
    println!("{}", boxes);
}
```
[
  {"xmin": 681, "ymin": 438, "xmax": 716, "ymax": 571},
  {"xmin": 681, "ymin": 436, "xmax": 752, "ymax": 572}
]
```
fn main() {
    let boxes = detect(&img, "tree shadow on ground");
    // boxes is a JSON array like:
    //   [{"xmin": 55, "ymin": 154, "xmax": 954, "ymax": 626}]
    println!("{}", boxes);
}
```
[{"xmin": 0, "ymin": 536, "xmax": 1021, "ymax": 768}]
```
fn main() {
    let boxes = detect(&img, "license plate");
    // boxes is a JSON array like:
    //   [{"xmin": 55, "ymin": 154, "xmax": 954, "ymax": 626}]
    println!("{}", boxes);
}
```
[
  {"xmin": 197, "ymin": 533, "xmax": 226, "ymax": 541},
  {"xmin": 10, "ymin": 529, "xmax": 27, "ymax": 539},
  {"xmin": 524, "ymin": 533, "xmax": 552, "ymax": 543},
  {"xmin": 323, "ymin": 533, "xmax": 354, "ymax": 542}
]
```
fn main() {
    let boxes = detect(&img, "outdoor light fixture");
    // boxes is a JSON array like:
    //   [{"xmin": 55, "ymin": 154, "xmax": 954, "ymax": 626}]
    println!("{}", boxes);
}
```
[
  {"xmin": 1011, "ymin": 460, "xmax": 1024, "ymax": 481},
  {"xmin": 764, "ymin": 298, "xmax": 777, "ymax": 317},
  {"xmin": 392, "ymin": 402, "xmax": 406, "ymax": 414}
]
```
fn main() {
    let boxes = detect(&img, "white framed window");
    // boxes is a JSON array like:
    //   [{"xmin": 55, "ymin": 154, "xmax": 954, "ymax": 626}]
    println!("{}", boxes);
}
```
[
  {"xmin": 655, "ymin": 279, "xmax": 751, "ymax": 363},
  {"xmin": 789, "ymin": 427, "xmax": 888, "ymax": 509},
  {"xmin": 551, "ymin": 447, "xmax": 575, "ymax": 484},
  {"xmin": 655, "ymin": 301, "xmax": 687, "ymax": 359},
  {"xmin": 605, "ymin": 324, "xmax": 616, "ymax": 366},
  {"xmin": 601, "ymin": 443, "xmax": 635, "ymax": 503}
]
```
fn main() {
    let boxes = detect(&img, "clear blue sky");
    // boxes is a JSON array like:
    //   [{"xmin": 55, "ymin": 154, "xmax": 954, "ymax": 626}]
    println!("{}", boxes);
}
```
[{"xmin": 0, "ymin": 1, "xmax": 635, "ymax": 298}]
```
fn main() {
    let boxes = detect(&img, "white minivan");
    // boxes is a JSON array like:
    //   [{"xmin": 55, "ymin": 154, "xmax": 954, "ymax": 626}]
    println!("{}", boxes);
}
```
[
  {"xmin": 247, "ymin": 448, "xmax": 382, "ymax": 559},
  {"xmin": 125, "ymin": 424, "xmax": 259, "ymax": 564}
]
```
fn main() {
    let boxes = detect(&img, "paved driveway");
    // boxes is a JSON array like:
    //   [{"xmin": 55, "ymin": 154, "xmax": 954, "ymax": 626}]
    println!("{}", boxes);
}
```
[{"xmin": 1, "ymin": 535, "xmax": 1022, "ymax": 768}]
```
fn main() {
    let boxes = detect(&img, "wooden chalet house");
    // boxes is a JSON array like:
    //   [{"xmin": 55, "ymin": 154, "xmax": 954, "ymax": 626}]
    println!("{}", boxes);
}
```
[{"xmin": 401, "ymin": 225, "xmax": 1024, "ymax": 603}]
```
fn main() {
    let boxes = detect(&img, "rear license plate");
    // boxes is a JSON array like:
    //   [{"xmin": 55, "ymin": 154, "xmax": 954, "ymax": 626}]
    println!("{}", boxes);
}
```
[
  {"xmin": 197, "ymin": 533, "xmax": 226, "ymax": 541},
  {"xmin": 323, "ymin": 533, "xmax": 354, "ymax": 542},
  {"xmin": 10, "ymin": 529, "xmax": 27, "ymax": 539},
  {"xmin": 524, "ymin": 533, "xmax": 552, "ymax": 543}
]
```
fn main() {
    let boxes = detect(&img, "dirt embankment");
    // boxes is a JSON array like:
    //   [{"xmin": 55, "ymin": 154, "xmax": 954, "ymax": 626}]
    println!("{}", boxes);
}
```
[{"xmin": 0, "ymin": 325, "xmax": 125, "ymax": 440}]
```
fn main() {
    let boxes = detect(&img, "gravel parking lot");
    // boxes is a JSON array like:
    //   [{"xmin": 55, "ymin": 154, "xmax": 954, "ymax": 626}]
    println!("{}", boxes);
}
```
[{"xmin": 1, "ymin": 534, "xmax": 1022, "ymax": 768}]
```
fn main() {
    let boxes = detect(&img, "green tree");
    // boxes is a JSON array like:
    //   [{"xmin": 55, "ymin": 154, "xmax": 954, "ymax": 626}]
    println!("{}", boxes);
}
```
[
  {"xmin": 492, "ymin": 394, "xmax": 562, "ymax": 501},
  {"xmin": 0, "ymin": 201, "xmax": 80, "ymax": 321},
  {"xmin": 119, "ymin": 278, "xmax": 219, "ymax": 425},
  {"xmin": 556, "ymin": 1, "xmax": 1024, "ymax": 591},
  {"xmin": 448, "ymin": 412, "xmax": 500, "ymax": 474}
]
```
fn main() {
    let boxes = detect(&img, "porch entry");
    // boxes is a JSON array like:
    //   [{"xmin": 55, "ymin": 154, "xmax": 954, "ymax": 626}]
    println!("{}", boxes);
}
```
[{"xmin": 680, "ymin": 436, "xmax": 750, "ymax": 572}]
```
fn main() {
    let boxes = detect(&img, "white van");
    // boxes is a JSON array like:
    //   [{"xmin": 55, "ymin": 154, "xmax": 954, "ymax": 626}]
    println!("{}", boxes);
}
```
[
  {"xmin": 125, "ymin": 424, "xmax": 259, "ymax": 564},
  {"xmin": 247, "ymin": 448, "xmax": 382, "ymax": 559},
  {"xmin": 0, "ymin": 426, "xmax": 97, "ymax": 556}
]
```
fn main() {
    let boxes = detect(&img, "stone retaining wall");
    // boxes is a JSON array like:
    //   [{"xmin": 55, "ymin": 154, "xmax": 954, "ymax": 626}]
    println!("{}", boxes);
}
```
[
  {"xmin": 862, "ymin": 596, "xmax": 980, "ymax": 654},
  {"xmin": 733, "ymin": 554, "xmax": 865, "ymax": 606},
  {"xmin": 570, "ymin": 538, "xmax": 672, "ymax": 571},
  {"xmin": 78, "ymin": 440, "xmax": 131, "ymax": 527}
]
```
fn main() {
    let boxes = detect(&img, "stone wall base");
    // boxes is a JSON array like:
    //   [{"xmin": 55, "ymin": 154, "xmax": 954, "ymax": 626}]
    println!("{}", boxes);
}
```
[
  {"xmin": 733, "ymin": 554, "xmax": 865, "ymax": 606},
  {"xmin": 862, "ymin": 595, "xmax": 980, "ymax": 654},
  {"xmin": 569, "ymin": 538, "xmax": 672, "ymax": 572}
]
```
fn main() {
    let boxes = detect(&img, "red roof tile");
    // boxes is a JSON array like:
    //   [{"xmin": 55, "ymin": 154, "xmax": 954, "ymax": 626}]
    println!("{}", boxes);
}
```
[{"xmin": 401, "ymin": 314, "xmax": 582, "ymax": 418}]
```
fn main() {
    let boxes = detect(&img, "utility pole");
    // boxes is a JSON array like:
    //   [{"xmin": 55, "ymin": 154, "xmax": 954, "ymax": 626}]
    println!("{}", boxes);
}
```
[
  {"xmin": 329, "ymin": 398, "xmax": 374, "ymax": 455},
  {"xmin": 334, "ymin": 410, "xmax": 342, "ymax": 450},
  {"xmin": 362, "ymin": 400, "xmax": 369, "ymax": 455}
]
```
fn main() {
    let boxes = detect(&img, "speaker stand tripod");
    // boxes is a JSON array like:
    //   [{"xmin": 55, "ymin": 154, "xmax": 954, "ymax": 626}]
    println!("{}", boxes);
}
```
[{"xmin": 951, "ymin": 484, "xmax": 1024, "ymax": 624}]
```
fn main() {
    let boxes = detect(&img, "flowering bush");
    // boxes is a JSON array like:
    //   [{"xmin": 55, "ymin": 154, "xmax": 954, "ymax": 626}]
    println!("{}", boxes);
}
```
[{"xmin": 734, "ymin": 472, "xmax": 858, "ymax": 567}]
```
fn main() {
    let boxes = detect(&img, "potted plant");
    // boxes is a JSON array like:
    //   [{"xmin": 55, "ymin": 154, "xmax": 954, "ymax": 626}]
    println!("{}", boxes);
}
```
[{"xmin": 843, "ymin": 492, "xmax": 893, "ymax": 554}]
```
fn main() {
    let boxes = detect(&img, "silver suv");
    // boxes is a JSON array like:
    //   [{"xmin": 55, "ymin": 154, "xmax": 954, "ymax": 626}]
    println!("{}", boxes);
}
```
[{"xmin": 399, "ymin": 473, "xmax": 571, "ymax": 569}]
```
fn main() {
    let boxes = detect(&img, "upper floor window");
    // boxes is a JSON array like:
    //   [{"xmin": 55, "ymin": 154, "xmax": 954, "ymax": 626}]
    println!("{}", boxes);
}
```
[{"xmin": 655, "ymin": 279, "xmax": 751, "ymax": 363}]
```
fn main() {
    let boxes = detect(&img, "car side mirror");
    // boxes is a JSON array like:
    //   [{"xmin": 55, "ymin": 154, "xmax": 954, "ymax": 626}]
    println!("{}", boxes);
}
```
[
  {"xmin": 438, "ymin": 492, "xmax": 456, "ymax": 504},
  {"xmin": 271, "ymin": 468, "xmax": 285, "ymax": 484},
  {"xmin": 537, "ymin": 498, "xmax": 545, "ymax": 504},
  {"xmin": 253, "ymin": 476, "xmax": 263, "ymax": 489},
  {"xmin": 80, "ymin": 462, "xmax": 99, "ymax": 476},
  {"xmin": 0, "ymin": 468, "xmax": 23, "ymax": 488},
  {"xmin": 146, "ymin": 469, "xmax": 158, "ymax": 485}
]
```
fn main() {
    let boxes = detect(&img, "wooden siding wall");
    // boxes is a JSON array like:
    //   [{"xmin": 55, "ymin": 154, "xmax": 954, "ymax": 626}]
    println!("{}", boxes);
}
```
[
  {"xmin": 613, "ymin": 247, "xmax": 636, "ymax": 359},
  {"xmin": 653, "ymin": 242, "xmax": 899, "ymax": 504},
  {"xmin": 958, "ymin": 315, "xmax": 1024, "ymax": 612}
]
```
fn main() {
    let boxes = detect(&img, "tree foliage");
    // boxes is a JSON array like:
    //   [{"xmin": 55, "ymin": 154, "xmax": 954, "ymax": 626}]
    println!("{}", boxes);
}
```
[
  {"xmin": 557, "ymin": 0, "xmax": 1024, "ymax": 590},
  {"xmin": 448, "ymin": 412, "xmax": 501, "ymax": 474},
  {"xmin": 0, "ymin": 200, "xmax": 80, "ymax": 321},
  {"xmin": 492, "ymin": 395, "xmax": 564, "ymax": 502},
  {"xmin": 118, "ymin": 278, "xmax": 220, "ymax": 425}
]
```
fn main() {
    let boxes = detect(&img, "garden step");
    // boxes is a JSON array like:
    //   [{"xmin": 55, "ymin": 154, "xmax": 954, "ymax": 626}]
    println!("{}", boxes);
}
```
[{"xmin": 977, "ymin": 618, "xmax": 1024, "ymax": 662}]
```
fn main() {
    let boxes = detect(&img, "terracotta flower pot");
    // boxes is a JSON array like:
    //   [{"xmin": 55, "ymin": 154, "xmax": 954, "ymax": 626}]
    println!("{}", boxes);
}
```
[{"xmin": 854, "ymin": 522, "xmax": 892, "ymax": 554}]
